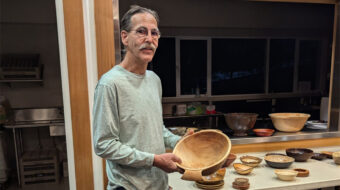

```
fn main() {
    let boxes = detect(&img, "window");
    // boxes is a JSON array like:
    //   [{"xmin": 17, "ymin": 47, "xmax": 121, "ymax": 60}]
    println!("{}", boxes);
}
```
[
  {"xmin": 180, "ymin": 40, "xmax": 207, "ymax": 95},
  {"xmin": 150, "ymin": 37, "xmax": 176, "ymax": 97},
  {"xmin": 151, "ymin": 37, "xmax": 324, "ymax": 99},
  {"xmin": 298, "ymin": 40, "xmax": 321, "ymax": 91},
  {"xmin": 212, "ymin": 39, "xmax": 266, "ymax": 95},
  {"xmin": 269, "ymin": 39, "xmax": 295, "ymax": 93}
]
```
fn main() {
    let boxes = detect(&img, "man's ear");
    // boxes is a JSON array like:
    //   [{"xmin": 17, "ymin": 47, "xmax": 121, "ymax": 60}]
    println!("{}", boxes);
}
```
[{"xmin": 121, "ymin": 31, "xmax": 129, "ymax": 46}]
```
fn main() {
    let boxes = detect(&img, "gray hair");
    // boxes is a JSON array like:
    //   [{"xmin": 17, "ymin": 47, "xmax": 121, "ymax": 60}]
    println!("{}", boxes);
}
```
[{"xmin": 120, "ymin": 5, "xmax": 159, "ymax": 33}]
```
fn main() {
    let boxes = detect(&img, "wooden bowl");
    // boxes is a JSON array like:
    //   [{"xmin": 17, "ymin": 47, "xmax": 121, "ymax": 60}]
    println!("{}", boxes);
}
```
[
  {"xmin": 275, "ymin": 169, "xmax": 298, "ymax": 181},
  {"xmin": 198, "ymin": 168, "xmax": 226, "ymax": 185},
  {"xmin": 293, "ymin": 168, "xmax": 309, "ymax": 177},
  {"xmin": 173, "ymin": 129, "xmax": 231, "ymax": 181},
  {"xmin": 269, "ymin": 113, "xmax": 310, "ymax": 132},
  {"xmin": 240, "ymin": 155, "xmax": 262, "ymax": 167},
  {"xmin": 223, "ymin": 153, "xmax": 237, "ymax": 167},
  {"xmin": 286, "ymin": 148, "xmax": 314, "ymax": 162},
  {"xmin": 253, "ymin": 129, "xmax": 275, "ymax": 137},
  {"xmin": 224, "ymin": 113, "xmax": 258, "ymax": 136},
  {"xmin": 333, "ymin": 151, "xmax": 340, "ymax": 165},
  {"xmin": 233, "ymin": 163, "xmax": 254, "ymax": 175},
  {"xmin": 264, "ymin": 155, "xmax": 294, "ymax": 169}
]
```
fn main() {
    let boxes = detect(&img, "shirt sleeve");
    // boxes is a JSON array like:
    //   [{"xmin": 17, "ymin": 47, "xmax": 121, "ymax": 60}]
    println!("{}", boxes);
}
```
[
  {"xmin": 92, "ymin": 84, "xmax": 154, "ymax": 167},
  {"xmin": 162, "ymin": 125, "xmax": 181, "ymax": 149}
]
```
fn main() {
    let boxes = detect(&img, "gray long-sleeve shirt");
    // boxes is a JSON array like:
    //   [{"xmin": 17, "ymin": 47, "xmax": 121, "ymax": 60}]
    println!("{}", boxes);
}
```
[{"xmin": 93, "ymin": 65, "xmax": 181, "ymax": 190}]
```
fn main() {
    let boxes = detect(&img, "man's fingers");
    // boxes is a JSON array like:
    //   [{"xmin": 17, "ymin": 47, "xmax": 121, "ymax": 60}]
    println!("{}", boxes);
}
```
[{"xmin": 172, "ymin": 155, "xmax": 182, "ymax": 164}]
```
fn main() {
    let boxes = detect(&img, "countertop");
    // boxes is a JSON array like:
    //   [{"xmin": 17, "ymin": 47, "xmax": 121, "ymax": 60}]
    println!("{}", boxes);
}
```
[{"xmin": 169, "ymin": 146, "xmax": 340, "ymax": 190}]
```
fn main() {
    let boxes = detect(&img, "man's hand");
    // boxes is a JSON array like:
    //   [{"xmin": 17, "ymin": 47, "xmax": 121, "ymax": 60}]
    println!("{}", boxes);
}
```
[{"xmin": 153, "ymin": 153, "xmax": 182, "ymax": 173}]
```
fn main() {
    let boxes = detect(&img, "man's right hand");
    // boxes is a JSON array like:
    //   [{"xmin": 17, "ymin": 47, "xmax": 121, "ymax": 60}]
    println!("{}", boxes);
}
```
[{"xmin": 153, "ymin": 153, "xmax": 182, "ymax": 173}]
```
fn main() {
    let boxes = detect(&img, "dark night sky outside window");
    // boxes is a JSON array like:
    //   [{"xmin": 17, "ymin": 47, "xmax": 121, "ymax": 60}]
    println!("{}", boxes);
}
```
[
  {"xmin": 299, "ymin": 40, "xmax": 320, "ymax": 90},
  {"xmin": 149, "ymin": 37, "xmax": 176, "ymax": 97},
  {"xmin": 212, "ymin": 39, "xmax": 266, "ymax": 95},
  {"xmin": 269, "ymin": 39, "xmax": 295, "ymax": 93},
  {"xmin": 180, "ymin": 40, "xmax": 207, "ymax": 95}
]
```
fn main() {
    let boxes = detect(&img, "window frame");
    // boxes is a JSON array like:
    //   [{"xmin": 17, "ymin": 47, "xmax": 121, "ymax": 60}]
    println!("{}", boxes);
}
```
[{"xmin": 159, "ymin": 35, "xmax": 327, "ymax": 103}]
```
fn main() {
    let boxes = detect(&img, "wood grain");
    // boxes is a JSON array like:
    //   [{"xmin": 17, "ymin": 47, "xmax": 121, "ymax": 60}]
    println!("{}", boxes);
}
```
[
  {"xmin": 63, "ymin": 0, "xmax": 94, "ymax": 189},
  {"xmin": 94, "ymin": 0, "xmax": 117, "ymax": 188}
]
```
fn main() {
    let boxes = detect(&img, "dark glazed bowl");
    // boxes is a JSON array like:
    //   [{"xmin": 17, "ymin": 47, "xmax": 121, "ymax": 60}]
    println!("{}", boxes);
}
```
[
  {"xmin": 264, "ymin": 155, "xmax": 295, "ymax": 169},
  {"xmin": 224, "ymin": 113, "xmax": 258, "ymax": 137},
  {"xmin": 286, "ymin": 148, "xmax": 314, "ymax": 162},
  {"xmin": 311, "ymin": 153, "xmax": 328, "ymax": 161}
]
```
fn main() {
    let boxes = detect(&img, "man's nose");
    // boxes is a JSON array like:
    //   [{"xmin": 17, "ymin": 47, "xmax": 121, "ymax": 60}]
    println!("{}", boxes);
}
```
[{"xmin": 145, "ymin": 32, "xmax": 153, "ymax": 42}]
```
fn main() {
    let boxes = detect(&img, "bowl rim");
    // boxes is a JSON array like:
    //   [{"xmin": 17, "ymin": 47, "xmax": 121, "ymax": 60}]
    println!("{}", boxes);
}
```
[
  {"xmin": 269, "ymin": 113, "xmax": 311, "ymax": 118},
  {"xmin": 253, "ymin": 128, "xmax": 275, "ymax": 133},
  {"xmin": 173, "ymin": 129, "xmax": 231, "ymax": 171},
  {"xmin": 264, "ymin": 155, "xmax": 295, "ymax": 163},
  {"xmin": 286, "ymin": 148, "xmax": 314, "ymax": 154}
]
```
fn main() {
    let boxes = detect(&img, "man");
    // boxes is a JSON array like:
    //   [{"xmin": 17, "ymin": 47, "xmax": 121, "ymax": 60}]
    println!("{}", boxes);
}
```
[{"xmin": 93, "ymin": 5, "xmax": 191, "ymax": 190}]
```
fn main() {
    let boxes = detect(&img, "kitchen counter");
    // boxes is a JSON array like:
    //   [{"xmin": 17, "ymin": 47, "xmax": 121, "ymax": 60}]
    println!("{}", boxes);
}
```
[{"xmin": 169, "ymin": 146, "xmax": 340, "ymax": 190}]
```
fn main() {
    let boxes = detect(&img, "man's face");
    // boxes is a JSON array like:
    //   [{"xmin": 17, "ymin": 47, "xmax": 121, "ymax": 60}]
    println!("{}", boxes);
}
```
[{"xmin": 122, "ymin": 13, "xmax": 159, "ymax": 63}]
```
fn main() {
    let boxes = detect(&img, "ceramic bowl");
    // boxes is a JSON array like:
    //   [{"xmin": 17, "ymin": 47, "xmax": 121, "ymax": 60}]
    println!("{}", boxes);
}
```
[
  {"xmin": 286, "ymin": 148, "xmax": 314, "ymax": 162},
  {"xmin": 311, "ymin": 153, "xmax": 328, "ymax": 161},
  {"xmin": 333, "ymin": 151, "xmax": 340, "ymax": 165},
  {"xmin": 269, "ymin": 113, "xmax": 310, "ymax": 132},
  {"xmin": 240, "ymin": 155, "xmax": 262, "ymax": 167},
  {"xmin": 275, "ymin": 169, "xmax": 298, "ymax": 181},
  {"xmin": 264, "ymin": 155, "xmax": 294, "ymax": 169},
  {"xmin": 253, "ymin": 129, "xmax": 275, "ymax": 137},
  {"xmin": 233, "ymin": 163, "xmax": 254, "ymax": 175},
  {"xmin": 223, "ymin": 153, "xmax": 237, "ymax": 167},
  {"xmin": 173, "ymin": 130, "xmax": 231, "ymax": 181},
  {"xmin": 224, "ymin": 113, "xmax": 258, "ymax": 137}
]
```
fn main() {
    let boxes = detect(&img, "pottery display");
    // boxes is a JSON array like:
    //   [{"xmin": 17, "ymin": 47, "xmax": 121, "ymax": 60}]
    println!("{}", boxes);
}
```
[
  {"xmin": 269, "ymin": 113, "xmax": 310, "ymax": 132},
  {"xmin": 264, "ymin": 155, "xmax": 294, "ymax": 169},
  {"xmin": 224, "ymin": 113, "xmax": 258, "ymax": 136},
  {"xmin": 173, "ymin": 129, "xmax": 231, "ymax": 181},
  {"xmin": 286, "ymin": 148, "xmax": 314, "ymax": 162},
  {"xmin": 240, "ymin": 155, "xmax": 262, "ymax": 167},
  {"xmin": 253, "ymin": 128, "xmax": 275, "ymax": 137},
  {"xmin": 274, "ymin": 169, "xmax": 298, "ymax": 181},
  {"xmin": 233, "ymin": 163, "xmax": 254, "ymax": 175}
]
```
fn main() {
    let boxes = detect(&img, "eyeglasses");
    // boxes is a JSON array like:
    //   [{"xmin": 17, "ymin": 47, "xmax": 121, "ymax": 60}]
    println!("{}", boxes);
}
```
[{"xmin": 131, "ymin": 27, "xmax": 161, "ymax": 40}]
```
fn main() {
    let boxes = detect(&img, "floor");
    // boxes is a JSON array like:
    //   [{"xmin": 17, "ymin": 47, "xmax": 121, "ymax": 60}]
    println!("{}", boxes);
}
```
[{"xmin": 2, "ymin": 177, "xmax": 69, "ymax": 190}]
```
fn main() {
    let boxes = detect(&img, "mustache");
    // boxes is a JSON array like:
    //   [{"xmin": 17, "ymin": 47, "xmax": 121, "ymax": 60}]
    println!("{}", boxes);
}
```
[{"xmin": 139, "ymin": 43, "xmax": 156, "ymax": 51}]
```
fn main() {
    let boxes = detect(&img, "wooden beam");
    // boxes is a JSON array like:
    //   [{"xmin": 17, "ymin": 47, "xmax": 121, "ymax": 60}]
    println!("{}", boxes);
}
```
[
  {"xmin": 249, "ymin": 0, "xmax": 338, "ymax": 4},
  {"xmin": 62, "ymin": 0, "xmax": 94, "ymax": 189},
  {"xmin": 94, "ymin": 0, "xmax": 117, "ymax": 188}
]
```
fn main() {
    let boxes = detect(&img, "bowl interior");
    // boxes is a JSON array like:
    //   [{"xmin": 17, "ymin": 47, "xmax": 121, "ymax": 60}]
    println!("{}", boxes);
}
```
[
  {"xmin": 174, "ymin": 130, "xmax": 231, "ymax": 170},
  {"xmin": 265, "ymin": 155, "xmax": 294, "ymax": 163}
]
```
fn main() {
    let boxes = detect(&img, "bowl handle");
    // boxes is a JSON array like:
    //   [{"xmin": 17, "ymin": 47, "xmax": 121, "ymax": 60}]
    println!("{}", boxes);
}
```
[{"xmin": 181, "ymin": 169, "xmax": 203, "ymax": 181}]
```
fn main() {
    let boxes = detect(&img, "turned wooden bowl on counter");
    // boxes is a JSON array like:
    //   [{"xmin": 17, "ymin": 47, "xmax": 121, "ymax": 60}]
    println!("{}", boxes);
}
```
[
  {"xmin": 173, "ymin": 129, "xmax": 231, "ymax": 181},
  {"xmin": 269, "ymin": 113, "xmax": 310, "ymax": 132},
  {"xmin": 264, "ymin": 155, "xmax": 295, "ymax": 169},
  {"xmin": 286, "ymin": 148, "xmax": 314, "ymax": 162}
]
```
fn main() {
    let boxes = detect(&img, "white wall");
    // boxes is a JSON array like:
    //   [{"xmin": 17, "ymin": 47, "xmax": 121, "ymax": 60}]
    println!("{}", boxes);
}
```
[{"xmin": 0, "ymin": 0, "xmax": 63, "ymax": 108}]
